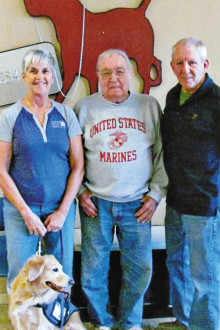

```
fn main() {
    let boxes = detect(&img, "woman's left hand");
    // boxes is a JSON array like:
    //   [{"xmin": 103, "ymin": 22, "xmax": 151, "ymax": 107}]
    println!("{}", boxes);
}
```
[{"xmin": 44, "ymin": 210, "xmax": 67, "ymax": 232}]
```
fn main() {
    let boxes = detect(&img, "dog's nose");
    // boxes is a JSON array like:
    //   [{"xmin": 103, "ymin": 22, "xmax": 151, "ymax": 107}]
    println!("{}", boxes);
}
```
[{"xmin": 69, "ymin": 279, "xmax": 75, "ymax": 286}]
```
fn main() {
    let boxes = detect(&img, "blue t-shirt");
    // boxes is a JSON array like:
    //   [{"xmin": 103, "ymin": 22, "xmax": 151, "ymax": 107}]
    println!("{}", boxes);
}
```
[{"xmin": 0, "ymin": 101, "xmax": 82, "ymax": 205}]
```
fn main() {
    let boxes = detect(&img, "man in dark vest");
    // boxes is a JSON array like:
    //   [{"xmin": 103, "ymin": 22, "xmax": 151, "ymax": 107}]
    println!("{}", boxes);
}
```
[{"xmin": 160, "ymin": 37, "xmax": 220, "ymax": 330}]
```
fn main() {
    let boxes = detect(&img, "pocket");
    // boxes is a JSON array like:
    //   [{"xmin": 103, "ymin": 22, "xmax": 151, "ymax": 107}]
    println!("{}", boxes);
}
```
[
  {"xmin": 90, "ymin": 195, "xmax": 97, "ymax": 207},
  {"xmin": 126, "ymin": 199, "xmax": 143, "ymax": 214}
]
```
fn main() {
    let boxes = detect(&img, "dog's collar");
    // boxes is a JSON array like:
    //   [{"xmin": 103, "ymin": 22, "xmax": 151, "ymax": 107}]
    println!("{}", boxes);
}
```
[{"xmin": 34, "ymin": 293, "xmax": 78, "ymax": 328}]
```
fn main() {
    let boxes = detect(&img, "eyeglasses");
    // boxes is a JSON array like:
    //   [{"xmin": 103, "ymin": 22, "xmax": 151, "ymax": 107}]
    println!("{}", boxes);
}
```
[{"xmin": 98, "ymin": 67, "xmax": 128, "ymax": 79}]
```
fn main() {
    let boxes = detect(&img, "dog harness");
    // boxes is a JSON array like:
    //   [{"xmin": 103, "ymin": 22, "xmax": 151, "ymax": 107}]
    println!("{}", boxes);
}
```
[
  {"xmin": 35, "ymin": 293, "xmax": 78, "ymax": 328},
  {"xmin": 35, "ymin": 230, "xmax": 77, "ymax": 328}
]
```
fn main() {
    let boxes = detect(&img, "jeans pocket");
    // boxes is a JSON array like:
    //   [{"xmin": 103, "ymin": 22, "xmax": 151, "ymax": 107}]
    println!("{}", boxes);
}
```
[
  {"xmin": 90, "ymin": 195, "xmax": 98, "ymax": 208},
  {"xmin": 133, "ymin": 199, "xmax": 143, "ymax": 214}
]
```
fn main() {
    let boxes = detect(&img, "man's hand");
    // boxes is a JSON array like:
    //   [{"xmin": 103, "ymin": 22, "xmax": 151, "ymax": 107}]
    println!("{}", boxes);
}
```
[
  {"xmin": 78, "ymin": 189, "xmax": 97, "ymax": 217},
  {"xmin": 135, "ymin": 196, "xmax": 158, "ymax": 223}
]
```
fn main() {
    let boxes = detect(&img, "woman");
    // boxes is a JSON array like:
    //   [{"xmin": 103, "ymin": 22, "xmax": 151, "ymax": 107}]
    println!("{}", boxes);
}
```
[{"xmin": 0, "ymin": 49, "xmax": 84, "ymax": 290}]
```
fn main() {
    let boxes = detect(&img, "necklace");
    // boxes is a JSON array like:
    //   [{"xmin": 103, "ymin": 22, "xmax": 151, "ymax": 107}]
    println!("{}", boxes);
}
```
[
  {"xmin": 38, "ymin": 117, "xmax": 44, "ymax": 123},
  {"xmin": 25, "ymin": 99, "xmax": 51, "ymax": 123}
]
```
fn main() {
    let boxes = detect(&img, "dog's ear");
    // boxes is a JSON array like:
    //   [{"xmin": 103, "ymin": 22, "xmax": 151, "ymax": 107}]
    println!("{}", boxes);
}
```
[{"xmin": 28, "ymin": 257, "xmax": 46, "ymax": 282}]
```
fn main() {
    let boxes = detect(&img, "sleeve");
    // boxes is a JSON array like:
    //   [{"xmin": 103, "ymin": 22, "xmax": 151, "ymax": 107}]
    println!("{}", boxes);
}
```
[
  {"xmin": 74, "ymin": 101, "xmax": 88, "ymax": 197},
  {"xmin": 146, "ymin": 101, "xmax": 168, "ymax": 203},
  {"xmin": 73, "ymin": 101, "xmax": 80, "ymax": 116},
  {"xmin": 59, "ymin": 104, "xmax": 82, "ymax": 138},
  {"xmin": 213, "ymin": 87, "xmax": 220, "ymax": 155},
  {"xmin": 0, "ymin": 105, "xmax": 19, "ymax": 142},
  {"xmin": 73, "ymin": 100, "xmax": 86, "ymax": 128}
]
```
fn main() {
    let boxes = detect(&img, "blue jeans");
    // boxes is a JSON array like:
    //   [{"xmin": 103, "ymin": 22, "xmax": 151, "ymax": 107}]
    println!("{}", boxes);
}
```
[
  {"xmin": 4, "ymin": 199, "xmax": 76, "ymax": 288},
  {"xmin": 165, "ymin": 205, "xmax": 220, "ymax": 330},
  {"xmin": 80, "ymin": 196, "xmax": 152, "ymax": 328}
]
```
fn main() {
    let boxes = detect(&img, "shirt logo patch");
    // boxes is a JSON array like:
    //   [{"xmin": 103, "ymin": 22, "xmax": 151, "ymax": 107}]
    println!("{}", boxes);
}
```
[
  {"xmin": 52, "ymin": 121, "xmax": 66, "ymax": 128},
  {"xmin": 108, "ymin": 130, "xmax": 128, "ymax": 150}
]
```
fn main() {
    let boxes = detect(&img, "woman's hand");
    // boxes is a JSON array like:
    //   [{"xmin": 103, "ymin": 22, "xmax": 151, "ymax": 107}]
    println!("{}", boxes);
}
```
[
  {"xmin": 44, "ymin": 209, "xmax": 67, "ymax": 232},
  {"xmin": 22, "ymin": 210, "xmax": 47, "ymax": 236}
]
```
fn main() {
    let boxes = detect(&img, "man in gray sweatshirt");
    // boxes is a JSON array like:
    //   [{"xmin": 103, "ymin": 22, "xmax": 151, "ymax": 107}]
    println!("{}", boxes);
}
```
[{"xmin": 74, "ymin": 49, "xmax": 167, "ymax": 330}]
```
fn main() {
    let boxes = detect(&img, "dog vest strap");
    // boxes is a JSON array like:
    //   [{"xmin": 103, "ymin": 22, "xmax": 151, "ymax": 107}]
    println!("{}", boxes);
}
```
[
  {"xmin": 34, "ymin": 303, "xmax": 46, "ymax": 308},
  {"xmin": 60, "ymin": 293, "xmax": 65, "ymax": 328},
  {"xmin": 39, "ymin": 293, "xmax": 78, "ymax": 328}
]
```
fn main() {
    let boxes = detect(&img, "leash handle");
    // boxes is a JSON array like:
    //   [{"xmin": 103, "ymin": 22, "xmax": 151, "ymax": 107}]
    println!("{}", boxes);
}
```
[
  {"xmin": 36, "ymin": 214, "xmax": 48, "ymax": 256},
  {"xmin": 36, "ymin": 214, "xmax": 63, "ymax": 263},
  {"xmin": 59, "ymin": 230, "xmax": 63, "ymax": 266},
  {"xmin": 36, "ymin": 235, "xmax": 43, "ymax": 255},
  {"xmin": 35, "ymin": 231, "xmax": 63, "ymax": 263}
]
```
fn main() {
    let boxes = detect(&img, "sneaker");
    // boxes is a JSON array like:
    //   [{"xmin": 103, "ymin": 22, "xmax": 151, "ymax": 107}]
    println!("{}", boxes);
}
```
[
  {"xmin": 97, "ymin": 327, "xmax": 111, "ymax": 330},
  {"xmin": 157, "ymin": 320, "xmax": 187, "ymax": 329}
]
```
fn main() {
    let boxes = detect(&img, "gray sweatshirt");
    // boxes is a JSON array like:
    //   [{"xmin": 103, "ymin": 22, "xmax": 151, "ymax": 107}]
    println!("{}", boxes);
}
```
[{"xmin": 74, "ymin": 92, "xmax": 167, "ymax": 203}]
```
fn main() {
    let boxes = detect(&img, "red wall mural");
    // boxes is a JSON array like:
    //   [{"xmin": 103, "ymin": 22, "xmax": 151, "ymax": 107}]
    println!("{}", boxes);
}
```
[{"xmin": 24, "ymin": 0, "xmax": 161, "ymax": 102}]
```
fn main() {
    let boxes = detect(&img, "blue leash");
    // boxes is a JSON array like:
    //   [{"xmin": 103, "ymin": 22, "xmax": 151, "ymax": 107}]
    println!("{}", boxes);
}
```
[{"xmin": 36, "ymin": 216, "xmax": 66, "ymax": 329}]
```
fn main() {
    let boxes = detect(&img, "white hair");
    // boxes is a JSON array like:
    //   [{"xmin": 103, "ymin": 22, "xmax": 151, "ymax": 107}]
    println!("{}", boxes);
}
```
[
  {"xmin": 172, "ymin": 37, "xmax": 207, "ymax": 62},
  {"xmin": 96, "ymin": 49, "xmax": 131, "ymax": 71},
  {"xmin": 22, "ymin": 49, "xmax": 56, "ymax": 74}
]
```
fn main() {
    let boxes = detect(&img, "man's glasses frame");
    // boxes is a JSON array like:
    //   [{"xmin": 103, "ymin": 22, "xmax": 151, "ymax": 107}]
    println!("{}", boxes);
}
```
[{"xmin": 98, "ymin": 67, "xmax": 129, "ymax": 79}]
